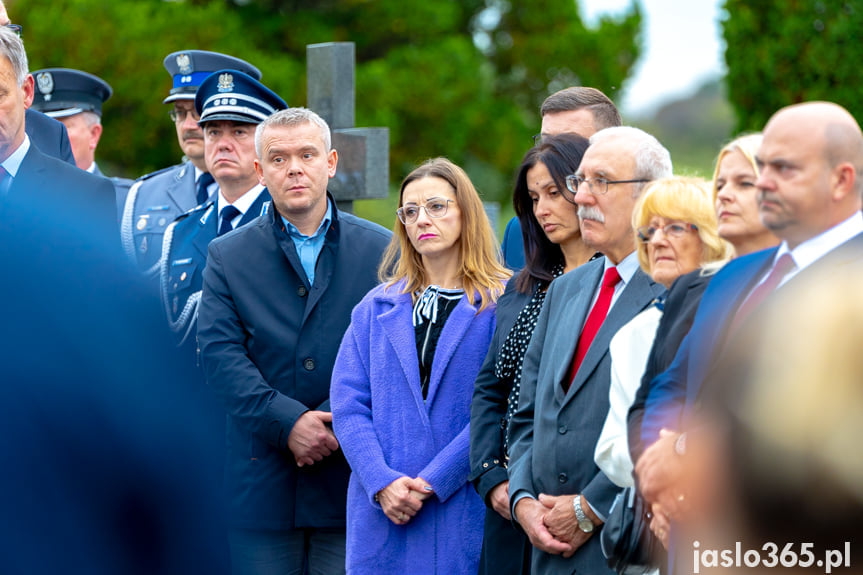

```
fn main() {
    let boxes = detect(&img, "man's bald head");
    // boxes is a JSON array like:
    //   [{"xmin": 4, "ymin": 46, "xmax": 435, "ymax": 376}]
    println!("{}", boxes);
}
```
[
  {"xmin": 767, "ymin": 102, "xmax": 863, "ymax": 183},
  {"xmin": 756, "ymin": 101, "xmax": 863, "ymax": 247}
]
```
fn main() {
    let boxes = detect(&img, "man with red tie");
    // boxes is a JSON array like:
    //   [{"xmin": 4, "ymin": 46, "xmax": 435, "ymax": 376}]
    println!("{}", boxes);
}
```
[{"xmin": 506, "ymin": 126, "xmax": 672, "ymax": 575}]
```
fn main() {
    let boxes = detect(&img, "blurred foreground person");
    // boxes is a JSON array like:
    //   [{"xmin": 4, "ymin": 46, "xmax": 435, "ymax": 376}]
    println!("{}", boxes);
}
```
[
  {"xmin": 331, "ymin": 158, "xmax": 510, "ymax": 574},
  {"xmin": 681, "ymin": 268, "xmax": 863, "ymax": 573},
  {"xmin": 0, "ymin": 150, "xmax": 228, "ymax": 575}
]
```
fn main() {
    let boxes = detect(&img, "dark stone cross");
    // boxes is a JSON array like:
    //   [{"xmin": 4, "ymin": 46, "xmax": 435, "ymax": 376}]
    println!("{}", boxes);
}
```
[{"xmin": 307, "ymin": 42, "xmax": 389, "ymax": 213}]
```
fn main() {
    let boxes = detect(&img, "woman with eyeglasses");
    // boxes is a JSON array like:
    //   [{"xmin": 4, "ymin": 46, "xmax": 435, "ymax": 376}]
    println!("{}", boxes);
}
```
[
  {"xmin": 593, "ymin": 178, "xmax": 732, "ymax": 571},
  {"xmin": 622, "ymin": 135, "xmax": 780, "ymax": 554},
  {"xmin": 469, "ymin": 133, "xmax": 590, "ymax": 575},
  {"xmin": 330, "ymin": 158, "xmax": 510, "ymax": 575}
]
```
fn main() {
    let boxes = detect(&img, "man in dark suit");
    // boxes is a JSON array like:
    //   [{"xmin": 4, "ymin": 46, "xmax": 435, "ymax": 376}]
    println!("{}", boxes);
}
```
[
  {"xmin": 0, "ymin": 0, "xmax": 76, "ymax": 166},
  {"xmin": 160, "ymin": 69, "xmax": 286, "ymax": 357},
  {"xmin": 0, "ymin": 27, "xmax": 115, "ymax": 243},
  {"xmin": 635, "ymin": 102, "xmax": 863, "ymax": 562},
  {"xmin": 507, "ymin": 126, "xmax": 671, "ymax": 574},
  {"xmin": 502, "ymin": 87, "xmax": 621, "ymax": 270},
  {"xmin": 197, "ymin": 107, "xmax": 391, "ymax": 574}
]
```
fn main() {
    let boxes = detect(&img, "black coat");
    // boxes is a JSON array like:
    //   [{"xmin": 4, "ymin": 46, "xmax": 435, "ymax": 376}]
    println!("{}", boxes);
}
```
[
  {"xmin": 626, "ymin": 268, "xmax": 713, "ymax": 463},
  {"xmin": 469, "ymin": 277, "xmax": 533, "ymax": 575}
]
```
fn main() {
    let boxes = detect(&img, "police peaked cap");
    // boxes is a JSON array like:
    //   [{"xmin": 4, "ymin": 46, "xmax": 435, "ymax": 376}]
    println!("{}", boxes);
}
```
[
  {"xmin": 31, "ymin": 68, "xmax": 112, "ymax": 118},
  {"xmin": 195, "ymin": 69, "xmax": 286, "ymax": 125},
  {"xmin": 163, "ymin": 50, "xmax": 261, "ymax": 104}
]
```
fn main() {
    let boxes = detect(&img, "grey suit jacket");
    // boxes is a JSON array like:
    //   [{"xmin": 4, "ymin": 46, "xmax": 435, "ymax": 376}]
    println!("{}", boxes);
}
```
[{"xmin": 507, "ymin": 255, "xmax": 665, "ymax": 575}]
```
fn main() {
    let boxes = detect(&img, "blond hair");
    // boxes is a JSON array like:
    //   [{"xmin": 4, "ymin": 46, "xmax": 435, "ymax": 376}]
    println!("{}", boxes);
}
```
[
  {"xmin": 633, "ymin": 177, "xmax": 733, "ymax": 273},
  {"xmin": 379, "ymin": 158, "xmax": 510, "ymax": 311},
  {"xmin": 712, "ymin": 133, "xmax": 762, "ymax": 201}
]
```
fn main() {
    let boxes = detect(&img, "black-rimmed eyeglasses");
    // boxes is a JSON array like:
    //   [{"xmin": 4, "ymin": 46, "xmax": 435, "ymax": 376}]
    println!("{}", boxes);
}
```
[
  {"xmin": 3, "ymin": 24, "xmax": 21, "ymax": 37},
  {"xmin": 637, "ymin": 222, "xmax": 699, "ymax": 242},
  {"xmin": 397, "ymin": 198, "xmax": 453, "ymax": 225},
  {"xmin": 565, "ymin": 175, "xmax": 650, "ymax": 196}
]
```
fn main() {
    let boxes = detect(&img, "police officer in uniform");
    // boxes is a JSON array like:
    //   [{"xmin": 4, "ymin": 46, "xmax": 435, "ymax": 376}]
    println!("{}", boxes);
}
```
[
  {"xmin": 160, "ymin": 69, "xmax": 286, "ymax": 358},
  {"xmin": 30, "ymin": 67, "xmax": 134, "ymax": 221},
  {"xmin": 122, "ymin": 51, "xmax": 261, "ymax": 278}
]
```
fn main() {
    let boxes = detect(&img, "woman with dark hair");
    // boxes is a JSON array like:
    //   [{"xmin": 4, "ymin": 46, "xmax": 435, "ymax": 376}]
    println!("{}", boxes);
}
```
[
  {"xmin": 469, "ymin": 133, "xmax": 590, "ymax": 575},
  {"xmin": 331, "ymin": 158, "xmax": 510, "ymax": 574}
]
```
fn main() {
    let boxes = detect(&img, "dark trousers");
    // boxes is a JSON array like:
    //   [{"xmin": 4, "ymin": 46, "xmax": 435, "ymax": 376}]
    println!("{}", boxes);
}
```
[{"xmin": 229, "ymin": 527, "xmax": 346, "ymax": 575}]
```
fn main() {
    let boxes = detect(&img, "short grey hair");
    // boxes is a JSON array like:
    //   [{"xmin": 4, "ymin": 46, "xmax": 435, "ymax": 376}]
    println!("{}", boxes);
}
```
[
  {"xmin": 255, "ymin": 107, "xmax": 331, "ymax": 158},
  {"xmin": 589, "ymin": 126, "xmax": 673, "ymax": 192},
  {"xmin": 0, "ymin": 26, "xmax": 28, "ymax": 86}
]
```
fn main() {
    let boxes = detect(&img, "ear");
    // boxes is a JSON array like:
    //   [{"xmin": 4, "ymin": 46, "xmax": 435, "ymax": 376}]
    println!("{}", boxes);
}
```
[
  {"xmin": 22, "ymin": 74, "xmax": 34, "ymax": 108},
  {"xmin": 254, "ymin": 158, "xmax": 266, "ymax": 187},
  {"xmin": 89, "ymin": 122, "xmax": 103, "ymax": 150},
  {"xmin": 831, "ymin": 162, "xmax": 856, "ymax": 202},
  {"xmin": 327, "ymin": 148, "xmax": 338, "ymax": 178}
]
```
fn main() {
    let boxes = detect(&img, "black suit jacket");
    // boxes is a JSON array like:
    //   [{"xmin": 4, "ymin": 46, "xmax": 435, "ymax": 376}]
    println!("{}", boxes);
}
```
[
  {"xmin": 626, "ymin": 268, "xmax": 714, "ymax": 462},
  {"xmin": 25, "ymin": 108, "xmax": 75, "ymax": 165}
]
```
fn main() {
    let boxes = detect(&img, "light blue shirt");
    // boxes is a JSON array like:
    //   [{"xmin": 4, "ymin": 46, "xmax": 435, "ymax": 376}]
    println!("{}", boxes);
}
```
[
  {"xmin": 281, "ymin": 199, "xmax": 333, "ymax": 287},
  {"xmin": 0, "ymin": 135, "xmax": 30, "ymax": 197}
]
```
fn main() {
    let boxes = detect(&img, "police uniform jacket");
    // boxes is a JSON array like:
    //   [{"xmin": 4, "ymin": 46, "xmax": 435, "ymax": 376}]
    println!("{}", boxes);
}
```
[
  {"xmin": 197, "ymin": 196, "xmax": 391, "ymax": 530},
  {"xmin": 160, "ymin": 190, "xmax": 272, "ymax": 351},
  {"xmin": 122, "ymin": 161, "xmax": 200, "ymax": 277}
]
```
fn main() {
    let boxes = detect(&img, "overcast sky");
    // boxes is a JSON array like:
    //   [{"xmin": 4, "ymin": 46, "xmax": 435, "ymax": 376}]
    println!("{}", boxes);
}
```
[{"xmin": 579, "ymin": 0, "xmax": 725, "ymax": 117}]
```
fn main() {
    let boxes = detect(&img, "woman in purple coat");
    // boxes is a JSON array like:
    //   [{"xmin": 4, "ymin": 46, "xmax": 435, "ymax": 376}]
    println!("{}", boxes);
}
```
[{"xmin": 331, "ymin": 158, "xmax": 511, "ymax": 574}]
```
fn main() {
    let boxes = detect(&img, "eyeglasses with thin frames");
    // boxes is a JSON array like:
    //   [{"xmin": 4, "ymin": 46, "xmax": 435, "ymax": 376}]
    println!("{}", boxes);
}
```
[
  {"xmin": 565, "ymin": 175, "xmax": 650, "ymax": 196},
  {"xmin": 396, "ymin": 198, "xmax": 453, "ymax": 225},
  {"xmin": 169, "ymin": 108, "xmax": 200, "ymax": 124},
  {"xmin": 637, "ymin": 222, "xmax": 699, "ymax": 242}
]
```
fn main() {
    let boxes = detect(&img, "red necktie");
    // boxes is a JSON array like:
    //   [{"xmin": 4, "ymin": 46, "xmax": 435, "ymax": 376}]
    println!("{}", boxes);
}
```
[
  {"xmin": 566, "ymin": 266, "xmax": 621, "ymax": 390},
  {"xmin": 729, "ymin": 253, "xmax": 796, "ymax": 333}
]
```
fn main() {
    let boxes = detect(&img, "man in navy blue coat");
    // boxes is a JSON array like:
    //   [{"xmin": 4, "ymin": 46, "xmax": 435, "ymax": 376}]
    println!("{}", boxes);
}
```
[
  {"xmin": 198, "ymin": 107, "xmax": 391, "ymax": 574},
  {"xmin": 635, "ymin": 101, "xmax": 863, "ymax": 570}
]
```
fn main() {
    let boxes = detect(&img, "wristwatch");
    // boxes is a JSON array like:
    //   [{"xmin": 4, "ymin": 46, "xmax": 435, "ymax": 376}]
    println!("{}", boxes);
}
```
[{"xmin": 572, "ymin": 495, "xmax": 594, "ymax": 533}]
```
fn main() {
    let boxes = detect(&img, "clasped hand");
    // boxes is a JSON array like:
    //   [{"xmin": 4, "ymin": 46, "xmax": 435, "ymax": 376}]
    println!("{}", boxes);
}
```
[
  {"xmin": 287, "ymin": 410, "xmax": 340, "ymax": 467},
  {"xmin": 376, "ymin": 476, "xmax": 434, "ymax": 526}
]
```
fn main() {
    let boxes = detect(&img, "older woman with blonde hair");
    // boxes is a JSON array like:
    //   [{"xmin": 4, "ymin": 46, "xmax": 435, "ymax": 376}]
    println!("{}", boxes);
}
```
[
  {"xmin": 596, "ymin": 177, "xmax": 732, "ymax": 493},
  {"xmin": 331, "ymin": 157, "xmax": 510, "ymax": 575}
]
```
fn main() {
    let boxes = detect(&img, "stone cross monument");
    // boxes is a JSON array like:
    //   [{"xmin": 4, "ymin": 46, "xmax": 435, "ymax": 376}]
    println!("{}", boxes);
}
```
[{"xmin": 306, "ymin": 42, "xmax": 389, "ymax": 213}]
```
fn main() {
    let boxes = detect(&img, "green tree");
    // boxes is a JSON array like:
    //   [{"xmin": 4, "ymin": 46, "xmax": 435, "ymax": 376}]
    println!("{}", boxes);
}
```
[
  {"xmin": 17, "ymin": 0, "xmax": 643, "ymax": 216},
  {"xmin": 723, "ymin": 0, "xmax": 863, "ymax": 132}
]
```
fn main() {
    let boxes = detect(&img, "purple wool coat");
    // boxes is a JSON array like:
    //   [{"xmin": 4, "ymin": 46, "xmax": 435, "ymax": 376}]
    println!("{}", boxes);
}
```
[{"xmin": 331, "ymin": 280, "xmax": 498, "ymax": 575}]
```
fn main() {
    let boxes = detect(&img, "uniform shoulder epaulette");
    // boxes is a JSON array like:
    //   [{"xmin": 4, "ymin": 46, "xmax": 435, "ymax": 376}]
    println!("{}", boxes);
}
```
[{"xmin": 133, "ymin": 162, "xmax": 183, "ymax": 183}]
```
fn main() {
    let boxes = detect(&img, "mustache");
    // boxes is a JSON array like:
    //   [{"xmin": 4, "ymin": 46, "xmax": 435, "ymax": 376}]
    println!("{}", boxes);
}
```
[
  {"xmin": 578, "ymin": 205, "xmax": 605, "ymax": 223},
  {"xmin": 181, "ymin": 130, "xmax": 203, "ymax": 141}
]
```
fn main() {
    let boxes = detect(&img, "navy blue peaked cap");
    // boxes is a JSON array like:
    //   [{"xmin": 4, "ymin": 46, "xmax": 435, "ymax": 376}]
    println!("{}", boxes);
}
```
[
  {"xmin": 163, "ymin": 50, "xmax": 261, "ymax": 104},
  {"xmin": 31, "ymin": 68, "xmax": 112, "ymax": 118},
  {"xmin": 195, "ymin": 69, "xmax": 287, "ymax": 125}
]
